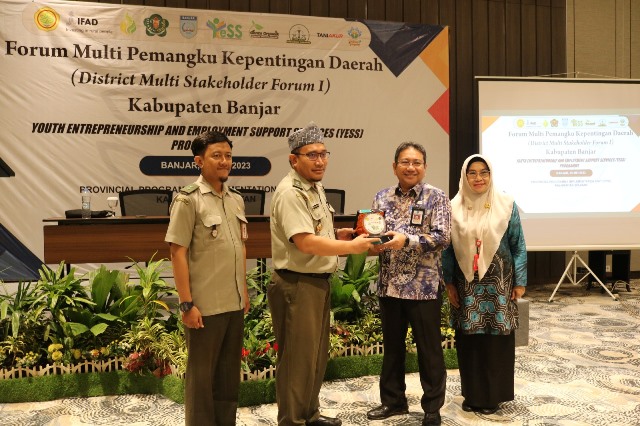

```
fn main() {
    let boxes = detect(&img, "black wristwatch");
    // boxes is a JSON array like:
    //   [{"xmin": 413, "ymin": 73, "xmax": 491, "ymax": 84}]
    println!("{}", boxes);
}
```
[
  {"xmin": 403, "ymin": 234, "xmax": 410, "ymax": 247},
  {"xmin": 179, "ymin": 301, "xmax": 194, "ymax": 313}
]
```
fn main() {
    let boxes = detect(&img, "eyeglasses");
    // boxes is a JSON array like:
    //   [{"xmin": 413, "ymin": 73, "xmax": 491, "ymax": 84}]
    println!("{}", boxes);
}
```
[
  {"xmin": 211, "ymin": 153, "xmax": 232, "ymax": 161},
  {"xmin": 397, "ymin": 160, "xmax": 424, "ymax": 168},
  {"xmin": 293, "ymin": 151, "xmax": 331, "ymax": 161},
  {"xmin": 467, "ymin": 170, "xmax": 490, "ymax": 179}
]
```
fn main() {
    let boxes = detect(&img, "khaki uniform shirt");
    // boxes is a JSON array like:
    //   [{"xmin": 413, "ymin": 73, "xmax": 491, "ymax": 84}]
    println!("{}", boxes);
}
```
[
  {"xmin": 270, "ymin": 169, "xmax": 338, "ymax": 273},
  {"xmin": 165, "ymin": 175, "xmax": 247, "ymax": 316}
]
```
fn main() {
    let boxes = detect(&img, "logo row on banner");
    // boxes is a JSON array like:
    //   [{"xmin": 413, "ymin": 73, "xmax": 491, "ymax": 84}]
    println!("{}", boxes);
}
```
[{"xmin": 28, "ymin": 2, "xmax": 371, "ymax": 50}]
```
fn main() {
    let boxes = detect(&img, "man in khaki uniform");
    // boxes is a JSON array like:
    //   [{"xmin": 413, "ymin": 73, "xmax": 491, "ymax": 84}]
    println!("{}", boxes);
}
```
[
  {"xmin": 268, "ymin": 122, "xmax": 378, "ymax": 426},
  {"xmin": 165, "ymin": 131, "xmax": 250, "ymax": 426}
]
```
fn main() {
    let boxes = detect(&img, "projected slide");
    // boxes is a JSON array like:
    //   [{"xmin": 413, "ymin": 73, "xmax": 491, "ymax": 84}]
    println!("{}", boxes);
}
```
[
  {"xmin": 482, "ymin": 114, "xmax": 640, "ymax": 213},
  {"xmin": 477, "ymin": 77, "xmax": 640, "ymax": 250}
]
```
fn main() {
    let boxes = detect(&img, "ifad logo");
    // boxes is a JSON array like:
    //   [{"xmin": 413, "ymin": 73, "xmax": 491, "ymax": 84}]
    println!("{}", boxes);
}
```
[
  {"xmin": 67, "ymin": 11, "xmax": 98, "ymax": 27},
  {"xmin": 206, "ymin": 17, "xmax": 242, "ymax": 39},
  {"xmin": 34, "ymin": 7, "xmax": 59, "ymax": 31},
  {"xmin": 144, "ymin": 13, "xmax": 169, "ymax": 37},
  {"xmin": 180, "ymin": 15, "xmax": 197, "ymax": 39}
]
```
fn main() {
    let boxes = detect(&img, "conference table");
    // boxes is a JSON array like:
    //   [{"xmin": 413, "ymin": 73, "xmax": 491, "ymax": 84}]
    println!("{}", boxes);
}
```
[{"xmin": 43, "ymin": 215, "xmax": 357, "ymax": 264}]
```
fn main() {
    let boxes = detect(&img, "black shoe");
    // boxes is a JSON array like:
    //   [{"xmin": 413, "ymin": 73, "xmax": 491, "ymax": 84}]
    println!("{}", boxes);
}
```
[
  {"xmin": 366, "ymin": 404, "xmax": 409, "ymax": 420},
  {"xmin": 461, "ymin": 400, "xmax": 475, "ymax": 412},
  {"xmin": 478, "ymin": 406, "xmax": 498, "ymax": 415},
  {"xmin": 422, "ymin": 411, "xmax": 442, "ymax": 426},
  {"xmin": 306, "ymin": 414, "xmax": 342, "ymax": 426}
]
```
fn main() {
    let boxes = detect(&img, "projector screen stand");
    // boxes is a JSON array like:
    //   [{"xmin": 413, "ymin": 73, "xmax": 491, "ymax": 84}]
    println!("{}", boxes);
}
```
[{"xmin": 548, "ymin": 251, "xmax": 618, "ymax": 302}]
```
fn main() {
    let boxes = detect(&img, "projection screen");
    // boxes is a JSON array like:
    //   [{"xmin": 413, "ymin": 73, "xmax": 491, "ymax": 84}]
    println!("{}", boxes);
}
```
[{"xmin": 476, "ymin": 77, "xmax": 640, "ymax": 251}]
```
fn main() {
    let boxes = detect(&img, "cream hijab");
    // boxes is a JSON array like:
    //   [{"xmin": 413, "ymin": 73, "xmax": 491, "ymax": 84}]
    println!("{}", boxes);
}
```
[{"xmin": 450, "ymin": 155, "xmax": 514, "ymax": 282}]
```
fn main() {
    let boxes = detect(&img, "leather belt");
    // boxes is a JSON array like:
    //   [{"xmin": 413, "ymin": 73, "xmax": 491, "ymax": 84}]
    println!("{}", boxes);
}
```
[{"xmin": 275, "ymin": 269, "xmax": 332, "ymax": 280}]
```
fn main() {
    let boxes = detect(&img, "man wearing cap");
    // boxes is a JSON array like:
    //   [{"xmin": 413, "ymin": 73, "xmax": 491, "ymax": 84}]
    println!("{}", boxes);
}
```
[
  {"xmin": 268, "ymin": 122, "xmax": 377, "ymax": 426},
  {"xmin": 165, "ymin": 130, "xmax": 250, "ymax": 426}
]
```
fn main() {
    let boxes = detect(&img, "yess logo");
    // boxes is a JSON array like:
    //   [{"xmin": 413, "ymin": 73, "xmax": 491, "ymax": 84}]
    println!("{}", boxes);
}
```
[{"xmin": 206, "ymin": 17, "xmax": 242, "ymax": 39}]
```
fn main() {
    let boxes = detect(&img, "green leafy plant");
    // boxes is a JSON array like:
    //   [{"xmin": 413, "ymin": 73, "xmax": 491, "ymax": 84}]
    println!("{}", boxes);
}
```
[
  {"xmin": 88, "ymin": 265, "xmax": 129, "ymax": 315},
  {"xmin": 64, "ymin": 266, "xmax": 130, "ymax": 348},
  {"xmin": 242, "ymin": 330, "xmax": 277, "ymax": 372},
  {"xmin": 151, "ymin": 323, "xmax": 187, "ymax": 376},
  {"xmin": 0, "ymin": 280, "xmax": 43, "ymax": 341},
  {"xmin": 121, "ymin": 317, "xmax": 180, "ymax": 377},
  {"xmin": 0, "ymin": 255, "xmax": 456, "ymax": 378},
  {"xmin": 242, "ymin": 260, "xmax": 276, "ymax": 372},
  {"xmin": 33, "ymin": 262, "xmax": 94, "ymax": 348},
  {"xmin": 119, "ymin": 256, "xmax": 177, "ymax": 323},
  {"xmin": 0, "ymin": 335, "xmax": 27, "ymax": 367},
  {"xmin": 329, "ymin": 253, "xmax": 379, "ymax": 323}
]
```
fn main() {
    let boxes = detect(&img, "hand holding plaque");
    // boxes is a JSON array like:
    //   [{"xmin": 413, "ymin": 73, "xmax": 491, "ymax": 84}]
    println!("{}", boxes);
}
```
[{"xmin": 354, "ymin": 209, "xmax": 392, "ymax": 243}]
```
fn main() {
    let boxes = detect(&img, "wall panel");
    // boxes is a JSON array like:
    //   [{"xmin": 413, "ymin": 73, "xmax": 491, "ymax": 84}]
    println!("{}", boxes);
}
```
[
  {"xmin": 366, "ymin": 0, "xmax": 386, "ymax": 20},
  {"xmin": 290, "ymin": 1, "xmax": 309, "ymax": 15},
  {"xmin": 420, "ymin": 0, "xmax": 439, "ymax": 24},
  {"xmin": 521, "ymin": 0, "xmax": 537, "ymax": 76},
  {"xmin": 186, "ymin": 0, "xmax": 208, "ymax": 10},
  {"xmin": 329, "ymin": 0, "xmax": 348, "ymax": 17},
  {"xmin": 472, "ymin": 0, "xmax": 490, "ymax": 77},
  {"xmin": 615, "ymin": 0, "xmax": 631, "ymax": 77},
  {"xmin": 535, "ymin": 0, "xmax": 552, "ymax": 75},
  {"xmin": 633, "ymin": 0, "xmax": 640, "ymax": 78},
  {"xmin": 347, "ymin": 0, "xmax": 367, "ymax": 19},
  {"xmin": 404, "ymin": 0, "xmax": 421, "ymax": 23},
  {"xmin": 551, "ymin": 0, "xmax": 566, "ymax": 75},
  {"xmin": 571, "ymin": 0, "xmax": 616, "ymax": 77},
  {"xmin": 250, "ymin": 0, "xmax": 271, "ymax": 13},
  {"xmin": 488, "ymin": 0, "xmax": 506, "ymax": 76},
  {"xmin": 454, "ymin": 0, "xmax": 474, "ymax": 166},
  {"xmin": 385, "ymin": 0, "xmax": 403, "ymax": 22}
]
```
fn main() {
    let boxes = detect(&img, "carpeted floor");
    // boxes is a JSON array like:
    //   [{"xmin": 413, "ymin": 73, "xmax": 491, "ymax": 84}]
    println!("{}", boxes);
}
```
[{"xmin": 1, "ymin": 280, "xmax": 639, "ymax": 425}]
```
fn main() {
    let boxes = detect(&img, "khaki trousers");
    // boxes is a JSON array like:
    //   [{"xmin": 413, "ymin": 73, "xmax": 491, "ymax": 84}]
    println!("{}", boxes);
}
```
[
  {"xmin": 184, "ymin": 310, "xmax": 244, "ymax": 426},
  {"xmin": 268, "ymin": 271, "xmax": 331, "ymax": 426}
]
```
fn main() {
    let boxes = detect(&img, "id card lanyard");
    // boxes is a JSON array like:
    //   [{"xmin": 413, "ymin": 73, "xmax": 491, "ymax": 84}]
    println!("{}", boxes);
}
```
[
  {"xmin": 473, "ymin": 239, "xmax": 481, "ymax": 271},
  {"xmin": 409, "ymin": 187, "xmax": 426, "ymax": 227},
  {"xmin": 472, "ymin": 200, "xmax": 491, "ymax": 272}
]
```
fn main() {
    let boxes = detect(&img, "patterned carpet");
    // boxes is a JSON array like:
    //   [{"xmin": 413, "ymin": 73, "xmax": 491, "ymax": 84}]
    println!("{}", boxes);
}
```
[{"xmin": 1, "ymin": 280, "xmax": 639, "ymax": 426}]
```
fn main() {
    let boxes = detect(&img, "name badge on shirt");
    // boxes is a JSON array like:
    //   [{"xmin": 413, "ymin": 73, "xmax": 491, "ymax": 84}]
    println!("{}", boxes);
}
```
[
  {"xmin": 410, "ymin": 206, "xmax": 425, "ymax": 226},
  {"xmin": 241, "ymin": 223, "xmax": 248, "ymax": 241}
]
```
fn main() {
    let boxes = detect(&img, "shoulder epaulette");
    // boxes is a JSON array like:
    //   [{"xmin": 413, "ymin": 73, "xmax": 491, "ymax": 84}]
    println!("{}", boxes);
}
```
[
  {"xmin": 180, "ymin": 183, "xmax": 199, "ymax": 194},
  {"xmin": 228, "ymin": 187, "xmax": 242, "ymax": 195},
  {"xmin": 292, "ymin": 179, "xmax": 304, "ymax": 190}
]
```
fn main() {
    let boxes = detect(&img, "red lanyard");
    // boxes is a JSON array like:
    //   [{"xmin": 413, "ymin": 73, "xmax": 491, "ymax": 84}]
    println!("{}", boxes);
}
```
[{"xmin": 473, "ymin": 239, "xmax": 481, "ymax": 271}]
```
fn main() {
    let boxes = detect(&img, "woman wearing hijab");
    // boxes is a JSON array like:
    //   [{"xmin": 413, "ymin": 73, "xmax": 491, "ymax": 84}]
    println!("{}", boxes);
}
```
[{"xmin": 442, "ymin": 154, "xmax": 527, "ymax": 415}]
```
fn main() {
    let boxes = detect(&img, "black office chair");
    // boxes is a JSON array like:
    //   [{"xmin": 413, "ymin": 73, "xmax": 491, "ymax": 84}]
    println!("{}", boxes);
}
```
[
  {"xmin": 324, "ymin": 189, "xmax": 346, "ymax": 214},
  {"xmin": 119, "ymin": 189, "xmax": 173, "ymax": 216},
  {"xmin": 236, "ymin": 189, "xmax": 266, "ymax": 215}
]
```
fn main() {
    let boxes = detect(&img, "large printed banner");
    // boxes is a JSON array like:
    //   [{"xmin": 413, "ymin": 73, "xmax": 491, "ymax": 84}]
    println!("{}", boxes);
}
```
[{"xmin": 0, "ymin": 0, "xmax": 449, "ymax": 262}]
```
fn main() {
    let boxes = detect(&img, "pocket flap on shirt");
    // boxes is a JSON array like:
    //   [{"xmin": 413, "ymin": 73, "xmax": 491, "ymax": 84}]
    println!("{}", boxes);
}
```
[
  {"xmin": 202, "ymin": 214, "xmax": 222, "ymax": 228},
  {"xmin": 311, "ymin": 208, "xmax": 324, "ymax": 221}
]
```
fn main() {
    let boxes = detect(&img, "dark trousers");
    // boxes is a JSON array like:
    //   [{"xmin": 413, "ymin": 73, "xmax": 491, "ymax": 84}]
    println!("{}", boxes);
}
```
[
  {"xmin": 184, "ymin": 310, "xmax": 244, "ymax": 426},
  {"xmin": 379, "ymin": 297, "xmax": 447, "ymax": 414},
  {"xmin": 268, "ymin": 271, "xmax": 331, "ymax": 425}
]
